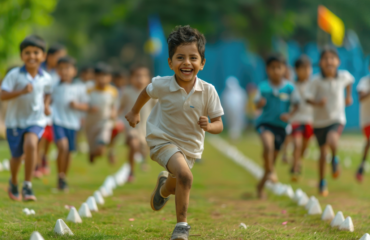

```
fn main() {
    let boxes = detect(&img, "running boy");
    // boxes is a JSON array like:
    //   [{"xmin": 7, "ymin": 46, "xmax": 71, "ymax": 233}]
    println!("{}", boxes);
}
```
[
  {"xmin": 355, "ymin": 65, "xmax": 370, "ymax": 182},
  {"xmin": 52, "ymin": 56, "xmax": 89, "ymax": 190},
  {"xmin": 289, "ymin": 55, "xmax": 313, "ymax": 181},
  {"xmin": 254, "ymin": 54, "xmax": 300, "ymax": 199},
  {"xmin": 86, "ymin": 63, "xmax": 118, "ymax": 163},
  {"xmin": 1, "ymin": 35, "xmax": 52, "ymax": 201},
  {"xmin": 119, "ymin": 65, "xmax": 154, "ymax": 181},
  {"xmin": 125, "ymin": 26, "xmax": 223, "ymax": 240},
  {"xmin": 37, "ymin": 43, "xmax": 67, "ymax": 177},
  {"xmin": 306, "ymin": 47, "xmax": 354, "ymax": 196}
]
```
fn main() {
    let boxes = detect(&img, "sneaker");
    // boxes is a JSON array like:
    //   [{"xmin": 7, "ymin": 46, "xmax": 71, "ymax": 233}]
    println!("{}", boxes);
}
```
[
  {"xmin": 356, "ymin": 165, "xmax": 364, "ymax": 183},
  {"xmin": 319, "ymin": 180, "xmax": 329, "ymax": 197},
  {"xmin": 33, "ymin": 169, "xmax": 43, "ymax": 179},
  {"xmin": 89, "ymin": 154, "xmax": 95, "ymax": 164},
  {"xmin": 127, "ymin": 174, "xmax": 135, "ymax": 183},
  {"xmin": 22, "ymin": 185, "xmax": 37, "ymax": 201},
  {"xmin": 58, "ymin": 177, "xmax": 69, "ymax": 191},
  {"xmin": 171, "ymin": 225, "xmax": 191, "ymax": 240},
  {"xmin": 291, "ymin": 172, "xmax": 300, "ymax": 182},
  {"xmin": 150, "ymin": 171, "xmax": 170, "ymax": 211},
  {"xmin": 331, "ymin": 156, "xmax": 340, "ymax": 179},
  {"xmin": 41, "ymin": 156, "xmax": 50, "ymax": 175},
  {"xmin": 8, "ymin": 180, "xmax": 21, "ymax": 201}
]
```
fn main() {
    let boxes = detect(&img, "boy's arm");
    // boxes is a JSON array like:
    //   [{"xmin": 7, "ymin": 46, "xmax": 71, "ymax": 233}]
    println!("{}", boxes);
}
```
[
  {"xmin": 44, "ymin": 94, "xmax": 52, "ymax": 116},
  {"xmin": 70, "ymin": 102, "xmax": 90, "ymax": 111},
  {"xmin": 359, "ymin": 91, "xmax": 370, "ymax": 101},
  {"xmin": 345, "ymin": 84, "xmax": 353, "ymax": 106},
  {"xmin": 198, "ymin": 116, "xmax": 223, "ymax": 134},
  {"xmin": 0, "ymin": 84, "xmax": 33, "ymax": 101},
  {"xmin": 280, "ymin": 104, "xmax": 299, "ymax": 122},
  {"xmin": 125, "ymin": 87, "xmax": 151, "ymax": 128}
]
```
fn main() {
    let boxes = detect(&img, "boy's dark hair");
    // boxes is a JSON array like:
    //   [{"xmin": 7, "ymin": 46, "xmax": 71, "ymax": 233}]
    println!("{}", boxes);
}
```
[
  {"xmin": 265, "ymin": 54, "xmax": 286, "ymax": 66},
  {"xmin": 47, "ymin": 43, "xmax": 65, "ymax": 55},
  {"xmin": 113, "ymin": 69, "xmax": 128, "ymax": 79},
  {"xmin": 57, "ymin": 56, "xmax": 76, "ymax": 66},
  {"xmin": 295, "ymin": 55, "xmax": 311, "ymax": 69},
  {"xmin": 79, "ymin": 65, "xmax": 94, "ymax": 73},
  {"xmin": 167, "ymin": 25, "xmax": 206, "ymax": 61},
  {"xmin": 95, "ymin": 62, "xmax": 112, "ymax": 74},
  {"xmin": 320, "ymin": 46, "xmax": 339, "ymax": 60},
  {"xmin": 129, "ymin": 64, "xmax": 149, "ymax": 76},
  {"xmin": 20, "ymin": 35, "xmax": 46, "ymax": 52}
]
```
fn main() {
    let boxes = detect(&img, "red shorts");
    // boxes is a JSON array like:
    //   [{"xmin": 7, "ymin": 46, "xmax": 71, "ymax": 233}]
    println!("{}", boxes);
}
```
[
  {"xmin": 363, "ymin": 125, "xmax": 370, "ymax": 139},
  {"xmin": 111, "ymin": 121, "xmax": 125, "ymax": 141},
  {"xmin": 41, "ymin": 125, "xmax": 54, "ymax": 143},
  {"xmin": 291, "ymin": 123, "xmax": 313, "ymax": 139}
]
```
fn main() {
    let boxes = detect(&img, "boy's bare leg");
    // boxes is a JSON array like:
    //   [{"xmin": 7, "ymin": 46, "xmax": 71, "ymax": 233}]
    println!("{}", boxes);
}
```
[
  {"xmin": 292, "ymin": 135, "xmax": 303, "ymax": 173},
  {"xmin": 23, "ymin": 133, "xmax": 39, "ymax": 182},
  {"xmin": 128, "ymin": 137, "xmax": 140, "ymax": 176},
  {"xmin": 357, "ymin": 138, "xmax": 370, "ymax": 182},
  {"xmin": 164, "ymin": 152, "xmax": 193, "ymax": 223},
  {"xmin": 64, "ymin": 153, "xmax": 72, "ymax": 176},
  {"xmin": 281, "ymin": 135, "xmax": 291, "ymax": 164},
  {"xmin": 257, "ymin": 131, "xmax": 275, "ymax": 198},
  {"xmin": 56, "ymin": 138, "xmax": 69, "ymax": 178},
  {"xmin": 10, "ymin": 157, "xmax": 23, "ymax": 185},
  {"xmin": 327, "ymin": 131, "xmax": 340, "ymax": 178},
  {"xmin": 301, "ymin": 138, "xmax": 310, "ymax": 158},
  {"xmin": 319, "ymin": 145, "xmax": 327, "ymax": 181}
]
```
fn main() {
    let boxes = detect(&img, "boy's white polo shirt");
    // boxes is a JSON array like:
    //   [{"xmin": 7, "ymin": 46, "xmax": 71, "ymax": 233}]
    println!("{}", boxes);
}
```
[
  {"xmin": 290, "ymin": 80, "xmax": 313, "ymax": 124},
  {"xmin": 146, "ymin": 75, "xmax": 224, "ymax": 159},
  {"xmin": 305, "ymin": 70, "xmax": 354, "ymax": 128},
  {"xmin": 52, "ymin": 82, "xmax": 89, "ymax": 130},
  {"xmin": 357, "ymin": 76, "xmax": 370, "ymax": 128},
  {"xmin": 1, "ymin": 67, "xmax": 52, "ymax": 129}
]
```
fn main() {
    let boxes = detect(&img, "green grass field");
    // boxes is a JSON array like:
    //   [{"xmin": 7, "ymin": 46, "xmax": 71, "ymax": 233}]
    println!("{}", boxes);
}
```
[{"xmin": 0, "ymin": 132, "xmax": 369, "ymax": 239}]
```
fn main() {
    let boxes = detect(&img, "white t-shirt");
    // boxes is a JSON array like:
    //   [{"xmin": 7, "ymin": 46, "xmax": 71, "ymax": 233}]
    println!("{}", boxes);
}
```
[
  {"xmin": 1, "ymin": 67, "xmax": 52, "ymax": 129},
  {"xmin": 43, "ymin": 68, "xmax": 60, "ymax": 125},
  {"xmin": 305, "ymin": 70, "xmax": 354, "ymax": 128},
  {"xmin": 290, "ymin": 80, "xmax": 313, "ymax": 124},
  {"xmin": 146, "ymin": 76, "xmax": 224, "ymax": 159},
  {"xmin": 52, "ymin": 82, "xmax": 89, "ymax": 130},
  {"xmin": 357, "ymin": 76, "xmax": 370, "ymax": 127}
]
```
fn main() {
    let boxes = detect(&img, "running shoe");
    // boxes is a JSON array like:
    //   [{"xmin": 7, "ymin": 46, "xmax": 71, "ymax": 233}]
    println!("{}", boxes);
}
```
[
  {"xmin": 171, "ymin": 225, "xmax": 191, "ymax": 240},
  {"xmin": 8, "ymin": 179, "xmax": 21, "ymax": 201},
  {"xmin": 319, "ymin": 179, "xmax": 329, "ymax": 197},
  {"xmin": 150, "ymin": 171, "xmax": 170, "ymax": 211},
  {"xmin": 356, "ymin": 165, "xmax": 364, "ymax": 183},
  {"xmin": 267, "ymin": 171, "xmax": 279, "ymax": 183},
  {"xmin": 22, "ymin": 185, "xmax": 37, "ymax": 201},
  {"xmin": 331, "ymin": 156, "xmax": 340, "ymax": 179},
  {"xmin": 58, "ymin": 177, "xmax": 69, "ymax": 191}
]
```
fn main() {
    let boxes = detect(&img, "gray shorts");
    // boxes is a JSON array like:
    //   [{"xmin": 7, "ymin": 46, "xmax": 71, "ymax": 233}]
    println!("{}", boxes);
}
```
[{"xmin": 150, "ymin": 143, "xmax": 196, "ymax": 176}]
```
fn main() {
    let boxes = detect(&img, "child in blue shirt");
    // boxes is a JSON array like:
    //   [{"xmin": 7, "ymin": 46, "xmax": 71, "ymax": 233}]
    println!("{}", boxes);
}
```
[
  {"xmin": 254, "ymin": 54, "xmax": 300, "ymax": 199},
  {"xmin": 1, "ymin": 35, "xmax": 52, "ymax": 201}
]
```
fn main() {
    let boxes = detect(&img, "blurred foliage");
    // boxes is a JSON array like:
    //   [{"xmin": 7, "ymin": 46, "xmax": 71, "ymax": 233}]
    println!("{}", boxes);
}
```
[
  {"xmin": 0, "ymin": 0, "xmax": 57, "ymax": 75},
  {"xmin": 2, "ymin": 0, "xmax": 370, "ymax": 75}
]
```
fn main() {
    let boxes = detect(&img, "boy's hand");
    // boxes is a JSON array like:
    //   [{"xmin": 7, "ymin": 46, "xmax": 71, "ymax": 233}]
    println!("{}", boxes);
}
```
[
  {"xmin": 70, "ymin": 101, "xmax": 77, "ymax": 109},
  {"xmin": 316, "ymin": 98, "xmax": 326, "ymax": 107},
  {"xmin": 345, "ymin": 96, "xmax": 353, "ymax": 106},
  {"xmin": 22, "ymin": 84, "xmax": 33, "ymax": 94},
  {"xmin": 125, "ymin": 110, "xmax": 140, "ymax": 128},
  {"xmin": 198, "ymin": 116, "xmax": 211, "ymax": 132},
  {"xmin": 256, "ymin": 97, "xmax": 266, "ymax": 108},
  {"xmin": 44, "ymin": 106, "xmax": 51, "ymax": 116},
  {"xmin": 280, "ymin": 113, "xmax": 291, "ymax": 123},
  {"xmin": 89, "ymin": 105, "xmax": 99, "ymax": 113}
]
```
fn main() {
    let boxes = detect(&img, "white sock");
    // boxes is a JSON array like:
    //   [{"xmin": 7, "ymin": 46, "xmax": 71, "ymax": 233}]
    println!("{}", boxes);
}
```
[
  {"xmin": 176, "ymin": 222, "xmax": 188, "ymax": 227},
  {"xmin": 23, "ymin": 181, "xmax": 32, "ymax": 188}
]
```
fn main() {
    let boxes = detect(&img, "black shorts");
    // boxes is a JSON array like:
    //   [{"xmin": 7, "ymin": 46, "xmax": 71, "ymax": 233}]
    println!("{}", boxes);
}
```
[
  {"xmin": 256, "ymin": 124, "xmax": 287, "ymax": 151},
  {"xmin": 313, "ymin": 123, "xmax": 343, "ymax": 147}
]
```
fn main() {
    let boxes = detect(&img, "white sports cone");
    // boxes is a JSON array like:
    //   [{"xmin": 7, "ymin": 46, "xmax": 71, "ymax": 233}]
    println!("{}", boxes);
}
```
[
  {"xmin": 99, "ymin": 186, "xmax": 108, "ymax": 197},
  {"xmin": 66, "ymin": 207, "xmax": 82, "ymax": 223},
  {"xmin": 331, "ymin": 211, "xmax": 345, "ymax": 227},
  {"xmin": 23, "ymin": 208, "xmax": 31, "ymax": 215},
  {"xmin": 2, "ymin": 159, "xmax": 9, "ymax": 171},
  {"xmin": 339, "ymin": 216, "xmax": 354, "ymax": 232},
  {"xmin": 360, "ymin": 233, "xmax": 370, "ymax": 240},
  {"xmin": 293, "ymin": 189, "xmax": 303, "ymax": 202},
  {"xmin": 78, "ymin": 203, "xmax": 92, "ymax": 218},
  {"xmin": 297, "ymin": 193, "xmax": 309, "ymax": 206},
  {"xmin": 54, "ymin": 219, "xmax": 73, "ymax": 235},
  {"xmin": 239, "ymin": 223, "xmax": 247, "ymax": 229},
  {"xmin": 308, "ymin": 200, "xmax": 322, "ymax": 215},
  {"xmin": 87, "ymin": 196, "xmax": 98, "ymax": 212},
  {"xmin": 30, "ymin": 231, "xmax": 44, "ymax": 240},
  {"xmin": 103, "ymin": 176, "xmax": 116, "ymax": 190},
  {"xmin": 94, "ymin": 191, "xmax": 105, "ymax": 205},
  {"xmin": 305, "ymin": 196, "xmax": 317, "ymax": 210},
  {"xmin": 321, "ymin": 205, "xmax": 335, "ymax": 221},
  {"xmin": 29, "ymin": 209, "xmax": 35, "ymax": 215},
  {"xmin": 284, "ymin": 185, "xmax": 294, "ymax": 199}
]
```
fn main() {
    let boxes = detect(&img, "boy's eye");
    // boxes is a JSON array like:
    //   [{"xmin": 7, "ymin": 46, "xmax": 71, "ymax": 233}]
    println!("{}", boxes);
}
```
[{"xmin": 191, "ymin": 57, "xmax": 197, "ymax": 60}]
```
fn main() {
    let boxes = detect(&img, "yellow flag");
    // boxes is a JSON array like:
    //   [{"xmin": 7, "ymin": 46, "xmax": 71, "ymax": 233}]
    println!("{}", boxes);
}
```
[{"xmin": 318, "ymin": 5, "xmax": 345, "ymax": 46}]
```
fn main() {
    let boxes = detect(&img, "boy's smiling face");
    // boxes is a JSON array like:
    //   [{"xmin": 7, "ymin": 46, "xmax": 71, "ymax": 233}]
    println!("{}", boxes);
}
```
[
  {"xmin": 266, "ymin": 61, "xmax": 285, "ymax": 85},
  {"xmin": 320, "ymin": 52, "xmax": 340, "ymax": 77},
  {"xmin": 168, "ymin": 42, "xmax": 205, "ymax": 84},
  {"xmin": 20, "ymin": 46, "xmax": 46, "ymax": 70},
  {"xmin": 57, "ymin": 62, "xmax": 76, "ymax": 83}
]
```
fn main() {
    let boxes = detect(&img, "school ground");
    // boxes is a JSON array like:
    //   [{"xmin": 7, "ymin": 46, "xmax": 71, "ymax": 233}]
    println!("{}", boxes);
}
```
[{"xmin": 0, "ymin": 131, "xmax": 369, "ymax": 240}]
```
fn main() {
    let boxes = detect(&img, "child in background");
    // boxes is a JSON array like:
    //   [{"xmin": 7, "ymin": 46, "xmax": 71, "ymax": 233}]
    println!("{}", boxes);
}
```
[
  {"xmin": 306, "ymin": 47, "xmax": 354, "ymax": 196},
  {"xmin": 75, "ymin": 65, "xmax": 95, "ymax": 89},
  {"xmin": 1, "ymin": 36, "xmax": 52, "ymax": 201},
  {"xmin": 52, "ymin": 56, "xmax": 89, "ymax": 190},
  {"xmin": 86, "ymin": 63, "xmax": 118, "ymax": 163},
  {"xmin": 289, "ymin": 55, "xmax": 313, "ymax": 182},
  {"xmin": 119, "ymin": 65, "xmax": 154, "ymax": 181},
  {"xmin": 355, "ymin": 64, "xmax": 370, "ymax": 182},
  {"xmin": 254, "ymin": 54, "xmax": 300, "ymax": 199},
  {"xmin": 126, "ymin": 26, "xmax": 224, "ymax": 240},
  {"xmin": 106, "ymin": 70, "xmax": 129, "ymax": 164},
  {"xmin": 37, "ymin": 43, "xmax": 67, "ymax": 177}
]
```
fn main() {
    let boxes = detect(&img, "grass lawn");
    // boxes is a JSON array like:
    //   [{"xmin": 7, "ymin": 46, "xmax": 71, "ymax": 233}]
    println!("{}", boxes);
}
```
[{"xmin": 0, "ymin": 131, "xmax": 369, "ymax": 239}]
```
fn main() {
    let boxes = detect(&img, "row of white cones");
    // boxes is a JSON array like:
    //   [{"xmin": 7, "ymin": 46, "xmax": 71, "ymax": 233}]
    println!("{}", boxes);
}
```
[
  {"xmin": 28, "ymin": 163, "xmax": 130, "ymax": 239},
  {"xmin": 208, "ymin": 136, "xmax": 369, "ymax": 240},
  {"xmin": 0, "ymin": 159, "xmax": 10, "ymax": 171}
]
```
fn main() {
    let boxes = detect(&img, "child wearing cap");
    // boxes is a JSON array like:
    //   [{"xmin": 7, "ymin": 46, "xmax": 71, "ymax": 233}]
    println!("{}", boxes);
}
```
[
  {"xmin": 1, "ymin": 35, "xmax": 52, "ymax": 201},
  {"xmin": 254, "ymin": 54, "xmax": 300, "ymax": 199},
  {"xmin": 125, "ymin": 26, "xmax": 224, "ymax": 240},
  {"xmin": 86, "ymin": 63, "xmax": 119, "ymax": 164},
  {"xmin": 306, "ymin": 47, "xmax": 354, "ymax": 196}
]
